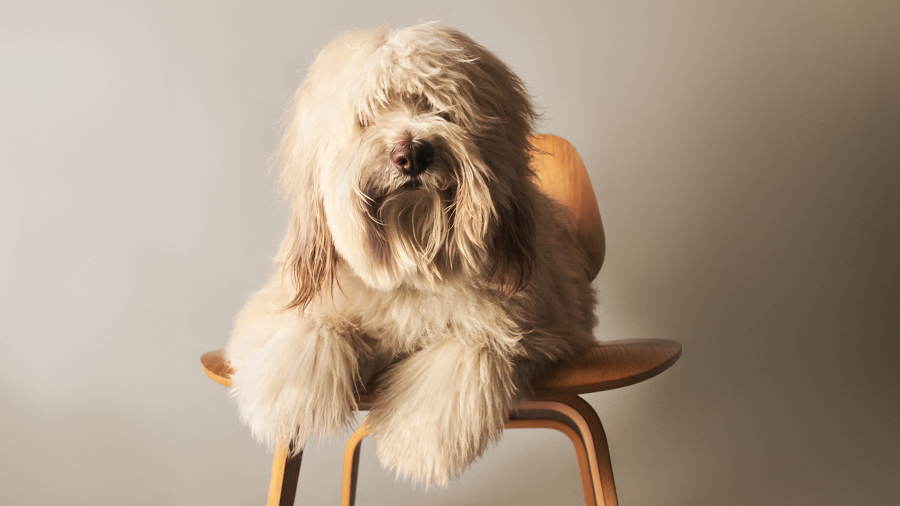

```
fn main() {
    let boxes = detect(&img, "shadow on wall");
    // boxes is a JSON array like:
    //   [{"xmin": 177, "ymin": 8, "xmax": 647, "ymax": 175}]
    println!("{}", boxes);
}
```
[{"xmin": 578, "ymin": 28, "xmax": 900, "ymax": 500}]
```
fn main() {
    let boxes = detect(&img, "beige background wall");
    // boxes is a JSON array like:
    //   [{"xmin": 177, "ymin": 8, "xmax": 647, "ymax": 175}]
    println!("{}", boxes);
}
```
[{"xmin": 2, "ymin": 1, "xmax": 898, "ymax": 504}]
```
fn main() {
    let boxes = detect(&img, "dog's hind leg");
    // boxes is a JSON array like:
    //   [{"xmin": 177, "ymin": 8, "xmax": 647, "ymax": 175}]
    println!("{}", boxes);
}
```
[{"xmin": 366, "ymin": 337, "xmax": 520, "ymax": 488}]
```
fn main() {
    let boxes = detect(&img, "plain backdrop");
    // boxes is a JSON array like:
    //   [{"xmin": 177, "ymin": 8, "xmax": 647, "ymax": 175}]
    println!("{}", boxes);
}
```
[{"xmin": 2, "ymin": 1, "xmax": 898, "ymax": 505}]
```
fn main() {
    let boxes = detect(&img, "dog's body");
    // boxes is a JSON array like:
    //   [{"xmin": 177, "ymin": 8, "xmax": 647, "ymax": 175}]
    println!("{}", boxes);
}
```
[{"xmin": 226, "ymin": 23, "xmax": 596, "ymax": 487}]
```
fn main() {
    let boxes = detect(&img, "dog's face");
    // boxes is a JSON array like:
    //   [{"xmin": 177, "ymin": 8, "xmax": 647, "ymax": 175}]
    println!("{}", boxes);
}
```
[{"xmin": 278, "ymin": 24, "xmax": 536, "ymax": 307}]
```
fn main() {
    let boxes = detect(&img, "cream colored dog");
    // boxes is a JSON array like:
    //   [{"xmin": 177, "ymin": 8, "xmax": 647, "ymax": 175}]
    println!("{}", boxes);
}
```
[{"xmin": 226, "ymin": 23, "xmax": 596, "ymax": 487}]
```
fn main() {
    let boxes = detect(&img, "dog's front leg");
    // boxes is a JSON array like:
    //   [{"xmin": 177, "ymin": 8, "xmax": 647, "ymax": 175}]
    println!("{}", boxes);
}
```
[
  {"xmin": 229, "ymin": 311, "xmax": 368, "ymax": 454},
  {"xmin": 368, "ymin": 338, "xmax": 520, "ymax": 487}
]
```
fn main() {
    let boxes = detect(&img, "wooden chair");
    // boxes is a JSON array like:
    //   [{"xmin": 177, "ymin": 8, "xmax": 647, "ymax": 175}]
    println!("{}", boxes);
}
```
[{"xmin": 200, "ymin": 134, "xmax": 682, "ymax": 506}]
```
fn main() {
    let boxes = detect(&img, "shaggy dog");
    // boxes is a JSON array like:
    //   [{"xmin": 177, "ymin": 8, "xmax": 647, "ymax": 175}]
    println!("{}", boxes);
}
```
[{"xmin": 225, "ymin": 23, "xmax": 596, "ymax": 487}]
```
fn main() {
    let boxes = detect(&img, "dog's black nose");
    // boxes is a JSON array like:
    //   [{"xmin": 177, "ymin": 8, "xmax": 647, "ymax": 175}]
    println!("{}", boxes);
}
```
[{"xmin": 391, "ymin": 141, "xmax": 434, "ymax": 176}]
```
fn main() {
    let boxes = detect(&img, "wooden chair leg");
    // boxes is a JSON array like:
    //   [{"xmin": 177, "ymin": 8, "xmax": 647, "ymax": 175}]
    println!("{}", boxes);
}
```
[
  {"xmin": 514, "ymin": 396, "xmax": 619, "ymax": 506},
  {"xmin": 267, "ymin": 444, "xmax": 303, "ymax": 506},
  {"xmin": 506, "ymin": 418, "xmax": 597, "ymax": 505},
  {"xmin": 338, "ymin": 397, "xmax": 617, "ymax": 506},
  {"xmin": 558, "ymin": 396, "xmax": 618, "ymax": 506},
  {"xmin": 341, "ymin": 423, "xmax": 371, "ymax": 506}
]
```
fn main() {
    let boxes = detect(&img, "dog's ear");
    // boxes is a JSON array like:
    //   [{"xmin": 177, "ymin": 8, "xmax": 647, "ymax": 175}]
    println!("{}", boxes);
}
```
[
  {"xmin": 277, "ymin": 94, "xmax": 337, "ymax": 310},
  {"xmin": 451, "ymin": 35, "xmax": 536, "ymax": 295},
  {"xmin": 281, "ymin": 193, "xmax": 336, "ymax": 310},
  {"xmin": 487, "ymin": 191, "xmax": 535, "ymax": 296}
]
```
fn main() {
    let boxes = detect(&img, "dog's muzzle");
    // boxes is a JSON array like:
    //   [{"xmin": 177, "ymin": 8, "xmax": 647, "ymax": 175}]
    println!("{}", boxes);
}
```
[{"xmin": 391, "ymin": 140, "xmax": 435, "ymax": 177}]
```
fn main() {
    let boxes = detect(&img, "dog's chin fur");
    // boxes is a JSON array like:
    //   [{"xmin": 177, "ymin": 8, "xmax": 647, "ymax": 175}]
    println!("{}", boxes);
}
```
[{"xmin": 225, "ymin": 22, "xmax": 597, "ymax": 488}]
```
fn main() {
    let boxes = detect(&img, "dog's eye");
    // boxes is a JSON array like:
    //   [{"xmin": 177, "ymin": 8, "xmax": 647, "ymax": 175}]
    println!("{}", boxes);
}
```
[
  {"xmin": 408, "ymin": 93, "xmax": 430, "ymax": 110},
  {"xmin": 437, "ymin": 111, "xmax": 454, "ymax": 123}
]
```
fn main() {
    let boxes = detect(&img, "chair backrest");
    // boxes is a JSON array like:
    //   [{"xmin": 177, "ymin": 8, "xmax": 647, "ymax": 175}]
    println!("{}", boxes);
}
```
[{"xmin": 529, "ymin": 134, "xmax": 605, "ymax": 280}]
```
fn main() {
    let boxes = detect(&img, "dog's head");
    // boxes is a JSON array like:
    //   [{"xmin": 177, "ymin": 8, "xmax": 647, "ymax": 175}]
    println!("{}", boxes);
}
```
[{"xmin": 278, "ymin": 23, "xmax": 537, "ymax": 308}]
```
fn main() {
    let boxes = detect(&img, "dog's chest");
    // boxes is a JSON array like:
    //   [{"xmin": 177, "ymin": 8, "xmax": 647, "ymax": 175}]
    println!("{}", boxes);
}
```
[{"xmin": 352, "ymin": 285, "xmax": 476, "ymax": 352}]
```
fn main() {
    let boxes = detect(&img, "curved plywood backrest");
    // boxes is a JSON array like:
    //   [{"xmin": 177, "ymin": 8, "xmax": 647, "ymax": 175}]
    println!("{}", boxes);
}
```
[{"xmin": 529, "ymin": 134, "xmax": 605, "ymax": 279}]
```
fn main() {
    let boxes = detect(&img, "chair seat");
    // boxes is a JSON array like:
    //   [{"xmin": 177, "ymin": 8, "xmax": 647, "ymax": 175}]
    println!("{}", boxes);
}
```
[{"xmin": 201, "ymin": 338, "xmax": 681, "ymax": 400}]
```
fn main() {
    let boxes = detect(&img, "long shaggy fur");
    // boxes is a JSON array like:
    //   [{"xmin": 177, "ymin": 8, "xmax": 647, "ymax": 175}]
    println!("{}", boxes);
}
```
[{"xmin": 226, "ymin": 23, "xmax": 596, "ymax": 488}]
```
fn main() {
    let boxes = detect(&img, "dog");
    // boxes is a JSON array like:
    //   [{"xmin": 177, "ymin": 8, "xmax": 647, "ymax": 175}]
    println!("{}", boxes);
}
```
[{"xmin": 225, "ymin": 22, "xmax": 597, "ymax": 488}]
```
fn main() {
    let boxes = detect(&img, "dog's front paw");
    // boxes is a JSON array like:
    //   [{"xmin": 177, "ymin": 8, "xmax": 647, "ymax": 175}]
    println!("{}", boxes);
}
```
[
  {"xmin": 230, "ymin": 319, "xmax": 359, "ymax": 452},
  {"xmin": 370, "ymin": 412, "xmax": 471, "ymax": 488},
  {"xmin": 367, "ymin": 342, "xmax": 514, "ymax": 487}
]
